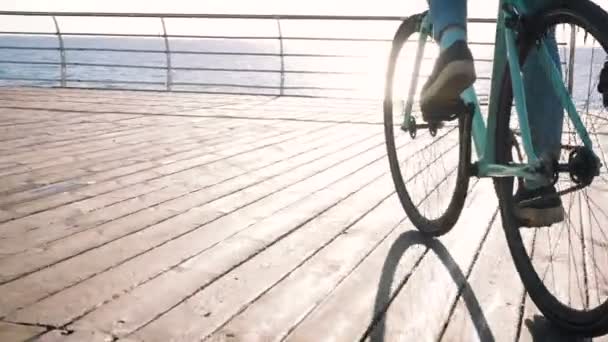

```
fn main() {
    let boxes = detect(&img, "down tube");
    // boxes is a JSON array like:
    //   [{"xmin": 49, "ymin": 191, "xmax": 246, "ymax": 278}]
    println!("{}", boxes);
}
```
[
  {"xmin": 504, "ymin": 25, "xmax": 539, "ymax": 162},
  {"xmin": 403, "ymin": 26, "xmax": 429, "ymax": 127}
]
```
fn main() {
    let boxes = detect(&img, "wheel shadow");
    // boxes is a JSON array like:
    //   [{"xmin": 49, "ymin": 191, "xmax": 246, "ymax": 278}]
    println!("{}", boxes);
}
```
[
  {"xmin": 524, "ymin": 315, "xmax": 592, "ymax": 342},
  {"xmin": 366, "ymin": 230, "xmax": 495, "ymax": 342}
]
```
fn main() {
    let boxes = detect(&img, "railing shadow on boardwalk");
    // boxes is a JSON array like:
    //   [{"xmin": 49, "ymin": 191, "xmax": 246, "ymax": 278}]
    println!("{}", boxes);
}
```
[{"xmin": 365, "ymin": 230, "xmax": 495, "ymax": 342}]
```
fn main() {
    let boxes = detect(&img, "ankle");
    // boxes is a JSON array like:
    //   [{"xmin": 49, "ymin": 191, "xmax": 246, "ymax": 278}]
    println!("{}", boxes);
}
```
[{"xmin": 439, "ymin": 27, "xmax": 467, "ymax": 51}]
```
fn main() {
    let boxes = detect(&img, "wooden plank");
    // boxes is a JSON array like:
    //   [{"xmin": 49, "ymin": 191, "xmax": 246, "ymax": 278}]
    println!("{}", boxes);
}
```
[
  {"xmin": 0, "ymin": 321, "xmax": 45, "ymax": 341},
  {"xmin": 581, "ymin": 185, "xmax": 608, "ymax": 314},
  {"xmin": 70, "ymin": 152, "xmax": 403, "ymax": 339},
  {"xmin": 0, "ymin": 124, "xmax": 134, "ymax": 151},
  {"xmin": 0, "ymin": 125, "xmax": 378, "ymax": 285},
  {"xmin": 0, "ymin": 88, "xmax": 514, "ymax": 341},
  {"xmin": 0, "ymin": 209, "xmax": 17, "ymax": 224},
  {"xmin": 0, "ymin": 115, "xmax": 290, "ymax": 178},
  {"xmin": 3, "ymin": 121, "xmax": 321, "ymax": 215},
  {"xmin": 200, "ymin": 141, "xmax": 475, "ymax": 342},
  {"xmin": 0, "ymin": 130, "xmax": 391, "ymax": 321},
  {"xmin": 359, "ymin": 180, "xmax": 498, "ymax": 342},
  {"xmin": 516, "ymin": 229, "xmax": 554, "ymax": 342},
  {"xmin": 0, "ymin": 123, "xmax": 361, "ymax": 255},
  {"xmin": 0, "ymin": 185, "xmax": 189, "ymax": 256},
  {"xmin": 0, "ymin": 123, "xmax": 354, "ymax": 240},
  {"xmin": 0, "ymin": 118, "xmax": 288, "ymax": 184},
  {"xmin": 136, "ymin": 182, "xmax": 404, "ymax": 342},
  {"xmin": 1, "ymin": 121, "xmax": 338, "ymax": 231},
  {"xmin": 0, "ymin": 182, "xmax": 165, "ymax": 239},
  {"xmin": 281, "ymin": 181, "xmax": 488, "ymax": 342},
  {"xmin": 5, "ymin": 138, "xmax": 395, "ymax": 326},
  {"xmin": 0, "ymin": 132, "xmax": 203, "ymax": 183},
  {"xmin": 0, "ymin": 120, "xmax": 346, "ymax": 230},
  {"xmin": 439, "ymin": 218, "xmax": 535, "ymax": 342},
  {"xmin": 518, "ymin": 187, "xmax": 591, "ymax": 342},
  {"xmin": 0, "ymin": 125, "xmax": 154, "ymax": 162},
  {"xmin": 36, "ymin": 329, "xmax": 115, "ymax": 342}
]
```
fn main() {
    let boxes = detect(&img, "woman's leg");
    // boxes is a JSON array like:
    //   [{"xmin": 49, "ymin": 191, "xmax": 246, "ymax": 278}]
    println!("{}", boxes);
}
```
[
  {"xmin": 522, "ymin": 0, "xmax": 564, "ymax": 189},
  {"xmin": 428, "ymin": 0, "xmax": 468, "ymax": 49},
  {"xmin": 422, "ymin": 0, "xmax": 476, "ymax": 121}
]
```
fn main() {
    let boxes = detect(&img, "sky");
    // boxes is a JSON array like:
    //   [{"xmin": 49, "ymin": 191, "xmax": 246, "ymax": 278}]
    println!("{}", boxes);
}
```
[
  {"xmin": 0, "ymin": 0, "xmax": 504, "ymax": 36},
  {"xmin": 1, "ymin": 0, "xmax": 498, "ymax": 17},
  {"xmin": 1, "ymin": 0, "xmax": 607, "ymax": 39}
]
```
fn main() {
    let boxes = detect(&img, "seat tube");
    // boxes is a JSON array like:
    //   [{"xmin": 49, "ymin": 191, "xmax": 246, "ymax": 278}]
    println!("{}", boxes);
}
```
[{"xmin": 483, "ymin": 0, "xmax": 509, "ymax": 165}]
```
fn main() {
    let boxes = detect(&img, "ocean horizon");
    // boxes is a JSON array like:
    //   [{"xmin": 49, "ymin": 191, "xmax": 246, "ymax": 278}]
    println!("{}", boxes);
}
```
[{"xmin": 0, "ymin": 31, "xmax": 605, "ymax": 105}]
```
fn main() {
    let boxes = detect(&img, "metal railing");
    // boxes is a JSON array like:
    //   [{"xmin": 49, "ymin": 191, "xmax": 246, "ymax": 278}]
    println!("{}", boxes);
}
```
[{"xmin": 0, "ymin": 11, "xmax": 573, "ymax": 99}]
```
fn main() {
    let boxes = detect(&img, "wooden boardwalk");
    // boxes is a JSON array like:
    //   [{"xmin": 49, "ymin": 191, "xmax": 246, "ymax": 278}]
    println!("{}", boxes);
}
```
[{"xmin": 0, "ymin": 87, "xmax": 603, "ymax": 342}]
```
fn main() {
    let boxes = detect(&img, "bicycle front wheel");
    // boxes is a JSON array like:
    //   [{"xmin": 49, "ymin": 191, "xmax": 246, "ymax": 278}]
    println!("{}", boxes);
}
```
[
  {"xmin": 494, "ymin": 0, "xmax": 608, "ymax": 336},
  {"xmin": 384, "ymin": 12, "xmax": 472, "ymax": 236}
]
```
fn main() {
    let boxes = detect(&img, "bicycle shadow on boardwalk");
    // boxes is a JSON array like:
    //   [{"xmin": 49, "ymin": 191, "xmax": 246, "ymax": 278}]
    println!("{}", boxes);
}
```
[
  {"xmin": 366, "ymin": 230, "xmax": 495, "ymax": 342},
  {"xmin": 524, "ymin": 315, "xmax": 592, "ymax": 342}
]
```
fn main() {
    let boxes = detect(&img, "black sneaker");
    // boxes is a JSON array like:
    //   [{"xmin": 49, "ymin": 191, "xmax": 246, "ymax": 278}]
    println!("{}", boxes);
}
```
[
  {"xmin": 513, "ymin": 185, "xmax": 565, "ymax": 227},
  {"xmin": 598, "ymin": 61, "xmax": 608, "ymax": 108},
  {"xmin": 420, "ymin": 41, "xmax": 477, "ymax": 122}
]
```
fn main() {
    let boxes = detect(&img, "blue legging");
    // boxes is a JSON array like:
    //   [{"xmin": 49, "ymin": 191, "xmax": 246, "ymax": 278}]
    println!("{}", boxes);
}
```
[{"xmin": 429, "ymin": 0, "xmax": 563, "ymax": 188}]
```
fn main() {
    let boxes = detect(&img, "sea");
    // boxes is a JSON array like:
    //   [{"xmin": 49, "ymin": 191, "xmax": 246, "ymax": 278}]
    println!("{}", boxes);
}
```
[{"xmin": 0, "ymin": 19, "xmax": 606, "ymax": 105}]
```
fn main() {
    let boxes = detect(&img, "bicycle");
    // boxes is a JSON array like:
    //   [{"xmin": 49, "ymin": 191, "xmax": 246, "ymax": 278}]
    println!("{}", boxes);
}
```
[{"xmin": 384, "ymin": 0, "xmax": 608, "ymax": 337}]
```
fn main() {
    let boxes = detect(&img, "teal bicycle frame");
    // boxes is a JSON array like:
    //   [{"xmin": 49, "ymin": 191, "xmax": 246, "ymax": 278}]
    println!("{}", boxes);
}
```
[{"xmin": 403, "ymin": 0, "xmax": 595, "ymax": 186}]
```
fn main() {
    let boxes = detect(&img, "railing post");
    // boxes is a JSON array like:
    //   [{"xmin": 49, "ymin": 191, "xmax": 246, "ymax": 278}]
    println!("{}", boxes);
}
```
[
  {"xmin": 52, "ymin": 16, "xmax": 67, "ymax": 87},
  {"xmin": 161, "ymin": 17, "xmax": 172, "ymax": 91},
  {"xmin": 276, "ymin": 18, "xmax": 285, "ymax": 96},
  {"xmin": 566, "ymin": 24, "xmax": 576, "ymax": 94}
]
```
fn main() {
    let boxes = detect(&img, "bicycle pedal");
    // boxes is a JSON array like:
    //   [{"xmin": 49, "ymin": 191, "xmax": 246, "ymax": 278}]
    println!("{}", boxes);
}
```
[{"xmin": 421, "ymin": 99, "xmax": 470, "ymax": 122}]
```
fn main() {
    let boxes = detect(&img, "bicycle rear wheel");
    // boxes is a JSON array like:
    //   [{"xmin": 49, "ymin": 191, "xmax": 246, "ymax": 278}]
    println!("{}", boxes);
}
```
[
  {"xmin": 495, "ymin": 0, "xmax": 608, "ymax": 336},
  {"xmin": 384, "ymin": 13, "xmax": 472, "ymax": 236}
]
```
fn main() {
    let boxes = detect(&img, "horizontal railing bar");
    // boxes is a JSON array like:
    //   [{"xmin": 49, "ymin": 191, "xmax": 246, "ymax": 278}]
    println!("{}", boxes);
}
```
[
  {"xmin": 0, "ymin": 59, "xmax": 498, "ymax": 77},
  {"xmin": 0, "ymin": 31, "xmax": 513, "ymax": 45},
  {"xmin": 0, "ymin": 60, "xmax": 361, "ymax": 75},
  {"xmin": 171, "ymin": 67, "xmax": 368, "ymax": 74},
  {"xmin": 171, "ymin": 51, "xmax": 368, "ymax": 58},
  {"xmin": 0, "ymin": 31, "xmax": 57, "ymax": 36},
  {"xmin": 0, "ymin": 61, "xmax": 500, "ymax": 80},
  {"xmin": 0, "ymin": 46, "xmax": 569, "ymax": 59},
  {"xmin": 68, "ymin": 47, "xmax": 274, "ymax": 55},
  {"xmin": 0, "ymin": 46, "xmax": 60, "ymax": 51},
  {"xmin": 0, "ymin": 78, "xmax": 284, "ymax": 89},
  {"xmin": 0, "ymin": 61, "xmax": 496, "ymax": 79},
  {"xmin": 72, "ymin": 62, "xmax": 164, "ymax": 69},
  {"xmin": 0, "ymin": 36, "xmax": 567, "ymax": 49},
  {"xmin": 58, "ymin": 84, "xmax": 491, "ymax": 102},
  {"xmin": 171, "ymin": 81, "xmax": 357, "ymax": 91},
  {"xmin": 0, "ymin": 76, "xmax": 59, "ymax": 82},
  {"xmin": 284, "ymin": 85, "xmax": 359, "ymax": 91},
  {"xmin": 65, "ymin": 47, "xmax": 161, "ymax": 53},
  {"xmin": 0, "ymin": 31, "xmax": 384, "ymax": 41},
  {"xmin": 66, "ymin": 78, "xmax": 165, "ymax": 85},
  {"xmin": 0, "ymin": 33, "xmax": 565, "ymax": 48},
  {"xmin": 93, "ymin": 86, "xmax": 486, "ymax": 102},
  {"xmin": 0, "ymin": 11, "xmax": 496, "ymax": 23},
  {"xmin": 171, "ymin": 82, "xmax": 281, "ymax": 89},
  {"xmin": 0, "ymin": 46, "xmax": 369, "ymax": 58},
  {"xmin": 0, "ymin": 60, "xmax": 59, "ymax": 65},
  {"xmin": 0, "ymin": 78, "xmax": 488, "ymax": 100},
  {"xmin": 0, "ymin": 84, "xmax": 493, "ymax": 100},
  {"xmin": 60, "ymin": 85, "xmax": 284, "ymax": 97}
]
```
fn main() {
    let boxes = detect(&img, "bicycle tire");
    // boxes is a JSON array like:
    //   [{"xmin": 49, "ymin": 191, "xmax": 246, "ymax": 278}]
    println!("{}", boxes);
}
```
[
  {"xmin": 384, "ymin": 12, "xmax": 472, "ymax": 236},
  {"xmin": 494, "ymin": 0, "xmax": 608, "ymax": 336}
]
